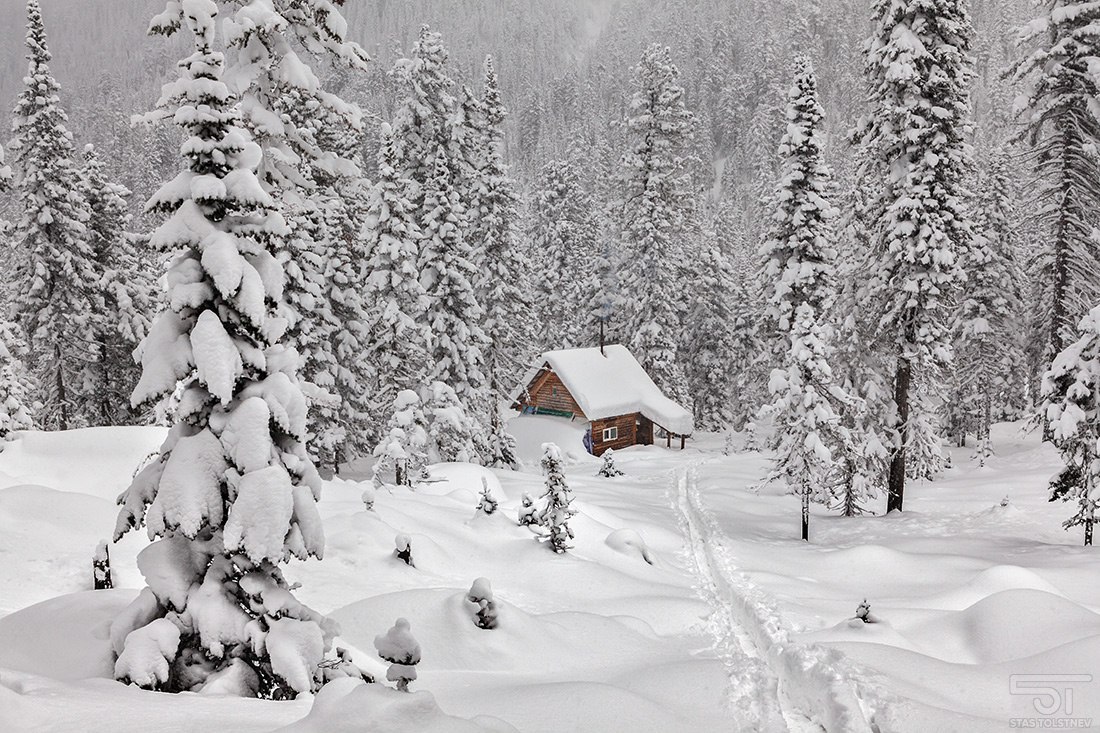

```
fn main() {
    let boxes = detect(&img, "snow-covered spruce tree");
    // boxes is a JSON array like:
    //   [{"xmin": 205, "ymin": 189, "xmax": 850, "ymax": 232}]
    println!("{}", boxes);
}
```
[
  {"xmin": 8, "ymin": 0, "xmax": 98, "ymax": 430},
  {"xmin": 538, "ymin": 443, "xmax": 576, "ymax": 554},
  {"xmin": 79, "ymin": 143, "xmax": 153, "ymax": 427},
  {"xmin": 619, "ymin": 44, "xmax": 696, "ymax": 409},
  {"xmin": 362, "ymin": 124, "xmax": 431, "ymax": 422},
  {"xmin": 598, "ymin": 448, "xmax": 624, "ymax": 478},
  {"xmin": 477, "ymin": 478, "xmax": 498, "ymax": 515},
  {"xmin": 858, "ymin": 0, "xmax": 973, "ymax": 512},
  {"xmin": 687, "ymin": 236, "xmax": 739, "ymax": 431},
  {"xmin": 530, "ymin": 158, "xmax": 601, "ymax": 350},
  {"xmin": 952, "ymin": 149, "xmax": 1024, "ymax": 464},
  {"xmin": 472, "ymin": 56, "xmax": 526, "ymax": 469},
  {"xmin": 320, "ymin": 173, "xmax": 375, "ymax": 467},
  {"xmin": 372, "ymin": 389, "xmax": 428, "ymax": 488},
  {"xmin": 219, "ymin": 0, "xmax": 370, "ymax": 471},
  {"xmin": 1010, "ymin": 1, "xmax": 1100, "ymax": 373},
  {"xmin": 111, "ymin": 2, "xmax": 335, "ymax": 697},
  {"xmin": 1040, "ymin": 304, "xmax": 1100, "ymax": 546},
  {"xmin": 419, "ymin": 151, "xmax": 491, "ymax": 458},
  {"xmin": 389, "ymin": 25, "xmax": 460, "ymax": 202},
  {"xmin": 758, "ymin": 56, "xmax": 848, "ymax": 541},
  {"xmin": 426, "ymin": 380, "xmax": 479, "ymax": 463},
  {"xmin": 0, "ymin": 317, "xmax": 36, "ymax": 443}
]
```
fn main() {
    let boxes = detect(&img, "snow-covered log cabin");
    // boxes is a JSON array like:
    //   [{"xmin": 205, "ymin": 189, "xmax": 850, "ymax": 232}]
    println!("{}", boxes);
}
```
[{"xmin": 511, "ymin": 345, "xmax": 694, "ymax": 456}]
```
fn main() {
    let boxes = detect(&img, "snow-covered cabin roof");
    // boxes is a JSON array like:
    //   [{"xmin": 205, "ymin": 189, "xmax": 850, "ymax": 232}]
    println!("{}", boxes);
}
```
[{"xmin": 513, "ymin": 345, "xmax": 694, "ymax": 435}]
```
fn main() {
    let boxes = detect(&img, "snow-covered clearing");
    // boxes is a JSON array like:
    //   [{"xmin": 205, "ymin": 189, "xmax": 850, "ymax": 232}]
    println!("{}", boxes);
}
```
[{"xmin": 1, "ymin": 418, "xmax": 1098, "ymax": 731}]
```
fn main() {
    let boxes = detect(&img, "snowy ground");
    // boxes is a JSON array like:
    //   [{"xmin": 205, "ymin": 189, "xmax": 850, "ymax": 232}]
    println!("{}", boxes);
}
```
[{"xmin": 1, "ymin": 417, "xmax": 1098, "ymax": 731}]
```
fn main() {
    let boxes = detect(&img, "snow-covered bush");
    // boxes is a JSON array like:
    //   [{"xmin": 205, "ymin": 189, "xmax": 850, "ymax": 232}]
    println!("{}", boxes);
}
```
[
  {"xmin": 93, "ymin": 540, "xmax": 112, "ymax": 590},
  {"xmin": 517, "ymin": 493, "xmax": 538, "ymax": 527},
  {"xmin": 374, "ymin": 618, "xmax": 421, "ymax": 692},
  {"xmin": 372, "ymin": 390, "xmax": 428, "ymax": 487},
  {"xmin": 465, "ymin": 577, "xmax": 498, "ymax": 630},
  {"xmin": 597, "ymin": 449, "xmax": 624, "ymax": 478},
  {"xmin": 538, "ymin": 443, "xmax": 576, "ymax": 554},
  {"xmin": 476, "ymin": 478, "xmax": 498, "ymax": 515},
  {"xmin": 854, "ymin": 599, "xmax": 879, "ymax": 624},
  {"xmin": 361, "ymin": 485, "xmax": 376, "ymax": 511},
  {"xmin": 394, "ymin": 534, "xmax": 414, "ymax": 567},
  {"xmin": 318, "ymin": 647, "xmax": 373, "ymax": 685}
]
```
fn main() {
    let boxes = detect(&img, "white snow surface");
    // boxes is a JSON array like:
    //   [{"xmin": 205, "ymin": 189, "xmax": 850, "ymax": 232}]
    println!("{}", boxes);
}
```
[
  {"xmin": 511, "ymin": 344, "xmax": 695, "ymax": 435},
  {"xmin": 1, "ymin": 422, "xmax": 1099, "ymax": 731}
]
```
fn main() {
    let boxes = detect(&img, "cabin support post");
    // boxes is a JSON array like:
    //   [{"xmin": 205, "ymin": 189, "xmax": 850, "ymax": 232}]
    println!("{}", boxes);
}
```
[
  {"xmin": 666, "ymin": 432, "xmax": 671, "ymax": 448},
  {"xmin": 680, "ymin": 435, "xmax": 685, "ymax": 450}
]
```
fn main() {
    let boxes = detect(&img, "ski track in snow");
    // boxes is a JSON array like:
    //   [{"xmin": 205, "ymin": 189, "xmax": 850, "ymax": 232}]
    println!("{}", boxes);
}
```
[{"xmin": 671, "ymin": 463, "xmax": 873, "ymax": 733}]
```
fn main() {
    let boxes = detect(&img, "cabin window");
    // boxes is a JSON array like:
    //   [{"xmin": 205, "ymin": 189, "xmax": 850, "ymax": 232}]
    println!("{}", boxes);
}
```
[
  {"xmin": 602, "ymin": 426, "xmax": 618, "ymax": 441},
  {"xmin": 552, "ymin": 386, "xmax": 558, "ymax": 396}
]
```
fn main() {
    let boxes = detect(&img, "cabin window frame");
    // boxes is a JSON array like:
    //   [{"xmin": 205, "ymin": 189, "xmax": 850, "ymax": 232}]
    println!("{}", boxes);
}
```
[{"xmin": 602, "ymin": 426, "xmax": 618, "ymax": 442}]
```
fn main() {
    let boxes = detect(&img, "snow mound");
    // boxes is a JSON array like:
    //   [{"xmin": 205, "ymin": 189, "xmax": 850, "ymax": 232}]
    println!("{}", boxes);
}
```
[
  {"xmin": 906, "ymin": 589, "xmax": 1100, "ymax": 664},
  {"xmin": 331, "ymin": 587, "xmax": 674, "ymax": 674},
  {"xmin": 0, "ymin": 590, "xmax": 138, "ymax": 680},
  {"xmin": 274, "ymin": 678, "xmax": 515, "ymax": 733},
  {"xmin": 506, "ymin": 414, "xmax": 592, "ymax": 465},
  {"xmin": 915, "ymin": 565, "xmax": 1065, "ymax": 610},
  {"xmin": 0, "ymin": 427, "xmax": 167, "ymax": 500},
  {"xmin": 604, "ymin": 528, "xmax": 655, "ymax": 565},
  {"xmin": 0, "ymin": 485, "xmax": 127, "ymax": 614}
]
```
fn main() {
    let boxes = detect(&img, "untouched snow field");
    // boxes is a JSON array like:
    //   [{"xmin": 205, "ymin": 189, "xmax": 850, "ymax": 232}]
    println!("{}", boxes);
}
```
[{"xmin": 0, "ymin": 417, "xmax": 1098, "ymax": 731}]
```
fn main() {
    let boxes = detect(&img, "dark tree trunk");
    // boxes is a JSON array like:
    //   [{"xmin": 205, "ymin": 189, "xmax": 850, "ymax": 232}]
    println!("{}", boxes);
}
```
[
  {"xmin": 887, "ymin": 355, "xmax": 911, "ymax": 514},
  {"xmin": 801, "ymin": 490, "xmax": 809, "ymax": 541},
  {"xmin": 1086, "ymin": 518, "xmax": 1094, "ymax": 547},
  {"xmin": 55, "ymin": 344, "xmax": 68, "ymax": 431}
]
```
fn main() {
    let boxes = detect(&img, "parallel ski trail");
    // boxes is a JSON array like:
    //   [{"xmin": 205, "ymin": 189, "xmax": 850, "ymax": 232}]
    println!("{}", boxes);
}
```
[{"xmin": 672, "ymin": 465, "xmax": 840, "ymax": 733}]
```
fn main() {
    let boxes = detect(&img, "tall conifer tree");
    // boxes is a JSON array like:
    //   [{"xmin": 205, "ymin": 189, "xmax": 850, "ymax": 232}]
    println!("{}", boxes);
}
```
[
  {"xmin": 112, "ymin": 0, "xmax": 335, "ymax": 697},
  {"xmin": 8, "ymin": 0, "xmax": 98, "ymax": 430},
  {"xmin": 858, "ymin": 0, "xmax": 973, "ymax": 512}
]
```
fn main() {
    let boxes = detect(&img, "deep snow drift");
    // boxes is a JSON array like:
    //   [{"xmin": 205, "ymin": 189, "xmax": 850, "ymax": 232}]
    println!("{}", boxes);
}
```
[{"xmin": 0, "ymin": 419, "xmax": 1098, "ymax": 731}]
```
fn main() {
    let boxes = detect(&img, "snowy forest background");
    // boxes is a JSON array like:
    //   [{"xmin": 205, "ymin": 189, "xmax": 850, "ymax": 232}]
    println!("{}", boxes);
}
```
[{"xmin": 0, "ymin": 0, "xmax": 1042, "ymax": 441}]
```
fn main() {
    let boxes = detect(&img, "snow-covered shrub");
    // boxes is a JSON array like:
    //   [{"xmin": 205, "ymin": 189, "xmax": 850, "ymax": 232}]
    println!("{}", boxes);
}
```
[
  {"xmin": 517, "ymin": 493, "xmax": 538, "ymax": 527},
  {"xmin": 372, "ymin": 390, "xmax": 428, "ymax": 487},
  {"xmin": 538, "ymin": 443, "xmax": 576, "ymax": 554},
  {"xmin": 361, "ymin": 485, "xmax": 376, "ymax": 511},
  {"xmin": 476, "ymin": 478, "xmax": 498, "ymax": 515},
  {"xmin": 465, "ymin": 577, "xmax": 498, "ymax": 630},
  {"xmin": 93, "ymin": 540, "xmax": 112, "ymax": 590},
  {"xmin": 597, "ymin": 449, "xmax": 624, "ymax": 478},
  {"xmin": 318, "ymin": 646, "xmax": 373, "ymax": 685},
  {"xmin": 722, "ymin": 429, "xmax": 735, "ymax": 457},
  {"xmin": 374, "ymin": 618, "xmax": 421, "ymax": 692},
  {"xmin": 394, "ymin": 534, "xmax": 414, "ymax": 567},
  {"xmin": 854, "ymin": 599, "xmax": 879, "ymax": 624}
]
